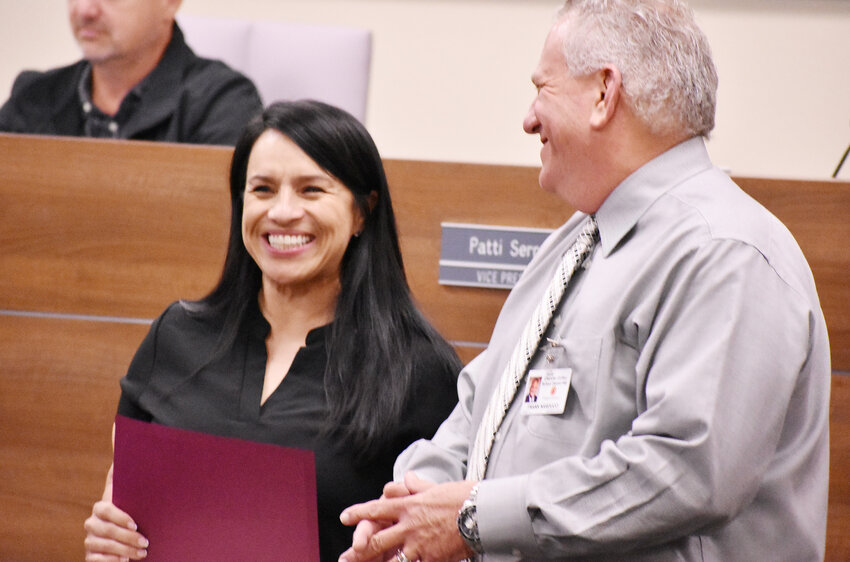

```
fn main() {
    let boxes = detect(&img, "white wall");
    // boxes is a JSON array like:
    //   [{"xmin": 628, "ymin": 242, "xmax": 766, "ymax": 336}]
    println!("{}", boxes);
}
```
[{"xmin": 1, "ymin": 0, "xmax": 848, "ymax": 180}]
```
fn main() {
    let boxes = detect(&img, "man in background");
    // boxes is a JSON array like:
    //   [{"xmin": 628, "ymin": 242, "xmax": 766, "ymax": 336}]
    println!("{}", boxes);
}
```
[
  {"xmin": 339, "ymin": 0, "xmax": 830, "ymax": 560},
  {"xmin": 0, "ymin": 0, "xmax": 262, "ymax": 145}
]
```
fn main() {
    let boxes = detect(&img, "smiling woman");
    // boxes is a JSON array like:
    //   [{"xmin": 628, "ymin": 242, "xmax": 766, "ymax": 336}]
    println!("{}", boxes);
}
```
[
  {"xmin": 241, "ymin": 129, "xmax": 367, "ymax": 404},
  {"xmin": 242, "ymin": 130, "xmax": 363, "ymax": 299},
  {"xmin": 82, "ymin": 100, "xmax": 462, "ymax": 561}
]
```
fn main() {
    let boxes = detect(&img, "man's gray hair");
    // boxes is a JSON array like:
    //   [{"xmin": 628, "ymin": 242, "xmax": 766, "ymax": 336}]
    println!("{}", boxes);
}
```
[{"xmin": 557, "ymin": 0, "xmax": 717, "ymax": 138}]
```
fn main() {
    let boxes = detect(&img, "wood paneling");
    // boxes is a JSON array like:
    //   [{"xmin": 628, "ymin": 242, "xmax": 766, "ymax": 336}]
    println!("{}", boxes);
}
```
[
  {"xmin": 1, "ymin": 134, "xmax": 848, "ymax": 560},
  {"xmin": 0, "ymin": 135, "xmax": 231, "ymax": 318},
  {"xmin": 827, "ymin": 375, "xmax": 850, "ymax": 561},
  {"xmin": 0, "ymin": 314, "xmax": 148, "ymax": 561},
  {"xmin": 384, "ymin": 159, "xmax": 572, "ymax": 346},
  {"xmin": 1, "ymin": 136, "xmax": 847, "ymax": 366}
]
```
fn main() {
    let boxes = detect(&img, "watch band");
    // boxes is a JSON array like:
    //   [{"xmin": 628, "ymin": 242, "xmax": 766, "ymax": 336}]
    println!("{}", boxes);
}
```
[{"xmin": 457, "ymin": 483, "xmax": 484, "ymax": 555}]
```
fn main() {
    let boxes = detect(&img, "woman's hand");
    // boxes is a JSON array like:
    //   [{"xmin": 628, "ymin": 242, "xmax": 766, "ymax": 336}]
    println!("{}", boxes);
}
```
[
  {"xmin": 84, "ymin": 500, "xmax": 148, "ymax": 561},
  {"xmin": 84, "ymin": 463, "xmax": 148, "ymax": 561}
]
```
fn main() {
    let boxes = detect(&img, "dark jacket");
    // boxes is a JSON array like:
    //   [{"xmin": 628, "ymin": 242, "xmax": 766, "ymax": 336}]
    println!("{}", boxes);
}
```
[{"xmin": 0, "ymin": 24, "xmax": 263, "ymax": 145}]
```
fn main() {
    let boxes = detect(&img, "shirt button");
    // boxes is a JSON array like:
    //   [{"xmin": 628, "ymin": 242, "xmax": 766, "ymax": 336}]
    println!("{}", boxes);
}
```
[
  {"xmin": 82, "ymin": 102, "xmax": 92, "ymax": 113},
  {"xmin": 108, "ymin": 122, "xmax": 118, "ymax": 133}
]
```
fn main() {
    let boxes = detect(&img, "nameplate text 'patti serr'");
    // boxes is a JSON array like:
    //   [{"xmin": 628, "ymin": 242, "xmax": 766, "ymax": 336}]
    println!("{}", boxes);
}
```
[{"xmin": 439, "ymin": 223, "xmax": 552, "ymax": 289}]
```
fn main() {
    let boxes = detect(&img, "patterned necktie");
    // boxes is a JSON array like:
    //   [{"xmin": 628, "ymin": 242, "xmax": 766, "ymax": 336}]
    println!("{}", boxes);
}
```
[{"xmin": 466, "ymin": 215, "xmax": 599, "ymax": 481}]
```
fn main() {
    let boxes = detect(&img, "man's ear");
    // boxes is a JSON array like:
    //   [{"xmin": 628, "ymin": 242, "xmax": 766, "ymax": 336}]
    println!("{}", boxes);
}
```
[{"xmin": 590, "ymin": 65, "xmax": 622, "ymax": 130}]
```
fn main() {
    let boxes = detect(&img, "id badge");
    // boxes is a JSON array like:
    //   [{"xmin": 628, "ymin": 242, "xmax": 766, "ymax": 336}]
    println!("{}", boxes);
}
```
[{"xmin": 520, "ymin": 368, "xmax": 572, "ymax": 415}]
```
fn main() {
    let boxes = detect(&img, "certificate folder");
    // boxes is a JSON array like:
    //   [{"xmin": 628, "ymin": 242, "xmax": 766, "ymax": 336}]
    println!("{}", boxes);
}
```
[{"xmin": 113, "ymin": 415, "xmax": 319, "ymax": 561}]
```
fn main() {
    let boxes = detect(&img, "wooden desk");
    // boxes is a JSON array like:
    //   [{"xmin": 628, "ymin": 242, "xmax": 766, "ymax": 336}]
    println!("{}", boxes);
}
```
[{"xmin": 1, "ymin": 134, "xmax": 848, "ymax": 559}]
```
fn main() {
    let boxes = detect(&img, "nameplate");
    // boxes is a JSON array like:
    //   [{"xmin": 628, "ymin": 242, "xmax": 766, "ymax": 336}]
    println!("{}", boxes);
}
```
[{"xmin": 439, "ymin": 223, "xmax": 552, "ymax": 289}]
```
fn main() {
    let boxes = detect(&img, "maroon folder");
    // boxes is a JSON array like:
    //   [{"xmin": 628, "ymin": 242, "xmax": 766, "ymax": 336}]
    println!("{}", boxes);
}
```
[{"xmin": 113, "ymin": 415, "xmax": 319, "ymax": 561}]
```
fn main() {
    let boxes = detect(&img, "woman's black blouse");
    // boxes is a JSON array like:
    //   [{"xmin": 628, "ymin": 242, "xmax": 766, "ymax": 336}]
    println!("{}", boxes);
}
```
[{"xmin": 118, "ymin": 300, "xmax": 459, "ymax": 561}]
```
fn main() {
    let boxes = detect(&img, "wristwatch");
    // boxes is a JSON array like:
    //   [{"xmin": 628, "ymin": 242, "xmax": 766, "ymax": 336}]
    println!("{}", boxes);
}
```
[{"xmin": 457, "ymin": 483, "xmax": 484, "ymax": 555}]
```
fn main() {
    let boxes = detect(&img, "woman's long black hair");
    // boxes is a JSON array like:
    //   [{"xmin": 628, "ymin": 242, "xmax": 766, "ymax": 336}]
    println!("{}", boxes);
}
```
[{"xmin": 192, "ymin": 100, "xmax": 460, "ymax": 459}]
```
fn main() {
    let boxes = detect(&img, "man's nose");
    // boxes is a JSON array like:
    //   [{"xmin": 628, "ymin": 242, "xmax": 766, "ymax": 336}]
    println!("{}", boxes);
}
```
[
  {"xmin": 71, "ymin": 0, "xmax": 102, "ymax": 18},
  {"xmin": 523, "ymin": 103, "xmax": 541, "ymax": 135}
]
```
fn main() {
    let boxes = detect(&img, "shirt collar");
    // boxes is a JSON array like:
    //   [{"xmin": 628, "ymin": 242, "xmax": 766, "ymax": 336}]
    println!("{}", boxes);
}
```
[
  {"xmin": 118, "ymin": 23, "xmax": 195, "ymax": 138},
  {"xmin": 74, "ymin": 26, "xmax": 189, "ymax": 138},
  {"xmin": 246, "ymin": 292, "xmax": 331, "ymax": 346},
  {"xmin": 594, "ymin": 136, "xmax": 714, "ymax": 256},
  {"xmin": 79, "ymin": 67, "xmax": 148, "ymax": 137}
]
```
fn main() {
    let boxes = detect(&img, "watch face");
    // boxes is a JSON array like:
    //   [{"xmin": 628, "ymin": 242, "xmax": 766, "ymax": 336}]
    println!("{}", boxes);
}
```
[
  {"xmin": 458, "ymin": 485, "xmax": 482, "ymax": 553},
  {"xmin": 459, "ymin": 505, "xmax": 478, "ymax": 537},
  {"xmin": 461, "ymin": 510, "xmax": 475, "ymax": 533},
  {"xmin": 458, "ymin": 503, "xmax": 482, "ymax": 554}
]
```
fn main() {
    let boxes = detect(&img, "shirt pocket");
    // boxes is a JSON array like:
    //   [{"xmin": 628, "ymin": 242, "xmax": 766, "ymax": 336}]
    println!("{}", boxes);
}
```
[{"xmin": 520, "ymin": 335, "xmax": 602, "ymax": 444}]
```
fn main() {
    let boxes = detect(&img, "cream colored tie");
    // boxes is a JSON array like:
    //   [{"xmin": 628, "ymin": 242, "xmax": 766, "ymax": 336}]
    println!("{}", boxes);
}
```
[{"xmin": 467, "ymin": 216, "xmax": 599, "ymax": 481}]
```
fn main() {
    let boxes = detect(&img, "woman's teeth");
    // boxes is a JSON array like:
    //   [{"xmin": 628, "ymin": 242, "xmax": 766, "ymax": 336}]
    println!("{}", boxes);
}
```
[{"xmin": 268, "ymin": 234, "xmax": 312, "ymax": 250}]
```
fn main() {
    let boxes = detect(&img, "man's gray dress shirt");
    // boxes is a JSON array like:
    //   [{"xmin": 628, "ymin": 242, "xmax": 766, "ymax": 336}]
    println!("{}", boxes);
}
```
[{"xmin": 396, "ymin": 137, "xmax": 830, "ymax": 561}]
